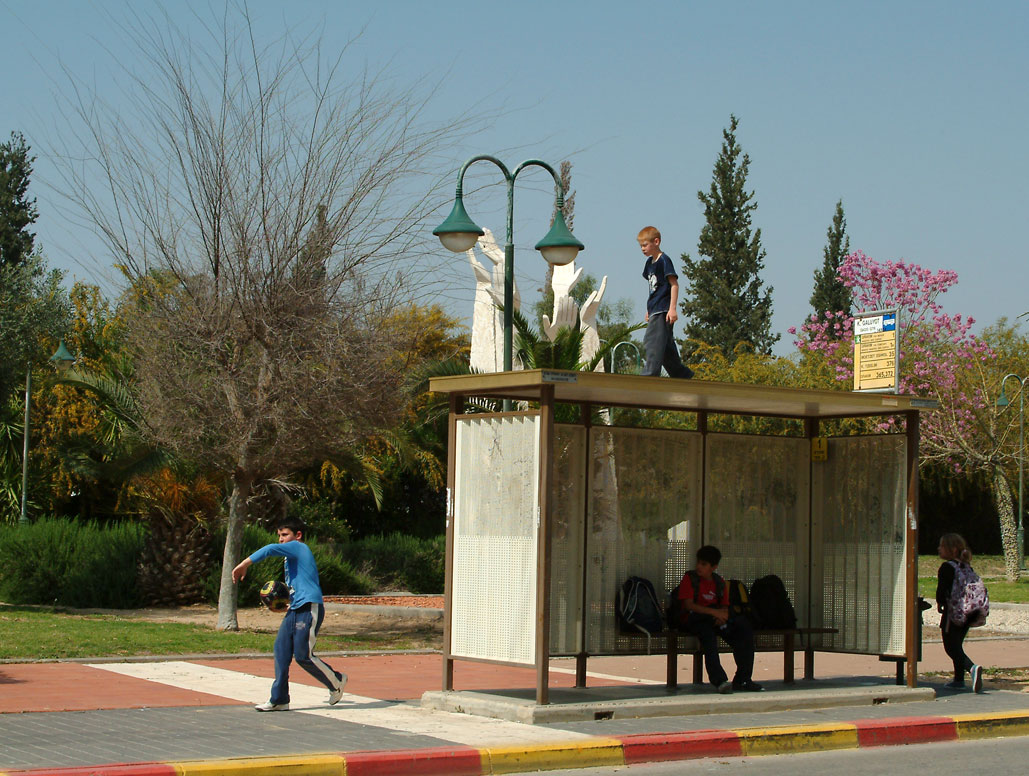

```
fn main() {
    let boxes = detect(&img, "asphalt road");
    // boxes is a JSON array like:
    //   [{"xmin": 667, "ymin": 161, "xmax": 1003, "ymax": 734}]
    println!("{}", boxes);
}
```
[{"xmin": 531, "ymin": 735, "xmax": 1029, "ymax": 775}]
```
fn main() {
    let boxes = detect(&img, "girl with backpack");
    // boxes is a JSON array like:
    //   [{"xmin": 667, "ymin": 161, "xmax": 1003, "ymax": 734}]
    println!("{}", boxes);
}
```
[{"xmin": 935, "ymin": 533, "xmax": 984, "ymax": 693}]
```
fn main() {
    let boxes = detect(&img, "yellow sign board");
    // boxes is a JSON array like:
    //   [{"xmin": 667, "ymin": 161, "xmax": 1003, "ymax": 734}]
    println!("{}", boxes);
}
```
[{"xmin": 853, "ymin": 310, "xmax": 898, "ymax": 392}]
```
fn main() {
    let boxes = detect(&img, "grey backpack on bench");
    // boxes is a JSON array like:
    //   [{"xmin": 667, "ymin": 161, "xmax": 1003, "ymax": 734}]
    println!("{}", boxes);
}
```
[{"xmin": 618, "ymin": 576, "xmax": 664, "ymax": 637}]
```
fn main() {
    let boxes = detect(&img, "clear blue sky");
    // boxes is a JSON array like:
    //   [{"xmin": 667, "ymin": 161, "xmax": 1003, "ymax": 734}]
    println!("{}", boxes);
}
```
[{"xmin": 3, "ymin": 0, "xmax": 1027, "ymax": 355}]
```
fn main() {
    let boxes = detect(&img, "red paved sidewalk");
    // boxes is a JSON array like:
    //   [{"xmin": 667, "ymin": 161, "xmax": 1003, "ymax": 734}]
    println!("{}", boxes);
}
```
[
  {"xmin": 0, "ymin": 654, "xmax": 590, "ymax": 713},
  {"xmin": 1, "ymin": 634, "xmax": 1024, "ymax": 715},
  {"xmin": 0, "ymin": 663, "xmax": 240, "ymax": 713}
]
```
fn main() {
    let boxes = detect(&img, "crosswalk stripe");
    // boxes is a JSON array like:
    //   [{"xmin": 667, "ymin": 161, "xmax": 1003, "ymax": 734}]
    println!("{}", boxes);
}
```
[{"xmin": 88, "ymin": 661, "xmax": 593, "ymax": 746}]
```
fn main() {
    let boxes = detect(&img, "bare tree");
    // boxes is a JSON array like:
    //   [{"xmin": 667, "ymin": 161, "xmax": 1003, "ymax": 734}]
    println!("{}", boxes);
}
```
[{"xmin": 54, "ymin": 6, "xmax": 478, "ymax": 628}]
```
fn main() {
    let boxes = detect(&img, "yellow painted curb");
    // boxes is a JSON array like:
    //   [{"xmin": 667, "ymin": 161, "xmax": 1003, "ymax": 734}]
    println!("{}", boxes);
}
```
[
  {"xmin": 737, "ymin": 723, "xmax": 859, "ymax": 756},
  {"xmin": 174, "ymin": 754, "xmax": 345, "ymax": 775},
  {"xmin": 483, "ymin": 738, "xmax": 624, "ymax": 775},
  {"xmin": 952, "ymin": 711, "xmax": 1029, "ymax": 739}
]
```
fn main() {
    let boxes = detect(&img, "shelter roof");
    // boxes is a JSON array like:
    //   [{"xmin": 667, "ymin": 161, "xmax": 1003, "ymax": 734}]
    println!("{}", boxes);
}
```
[{"xmin": 428, "ymin": 369, "xmax": 938, "ymax": 420}]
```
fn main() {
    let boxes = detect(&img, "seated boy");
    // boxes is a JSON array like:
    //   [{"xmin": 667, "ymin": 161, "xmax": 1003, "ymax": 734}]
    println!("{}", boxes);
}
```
[{"xmin": 676, "ymin": 545, "xmax": 763, "ymax": 693}]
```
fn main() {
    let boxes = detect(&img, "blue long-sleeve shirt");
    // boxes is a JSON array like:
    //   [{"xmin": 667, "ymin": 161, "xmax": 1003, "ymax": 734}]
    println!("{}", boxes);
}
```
[{"xmin": 249, "ymin": 541, "xmax": 324, "ymax": 609}]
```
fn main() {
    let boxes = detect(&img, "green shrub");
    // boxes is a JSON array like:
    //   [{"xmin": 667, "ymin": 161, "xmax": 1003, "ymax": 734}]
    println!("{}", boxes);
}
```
[
  {"xmin": 403, "ymin": 534, "xmax": 444, "ymax": 594},
  {"xmin": 204, "ymin": 526, "xmax": 376, "ymax": 604},
  {"xmin": 288, "ymin": 498, "xmax": 352, "ymax": 545},
  {"xmin": 204, "ymin": 524, "xmax": 278, "ymax": 606},
  {"xmin": 309, "ymin": 540, "xmax": 375, "ymax": 595},
  {"xmin": 0, "ymin": 518, "xmax": 146, "ymax": 608},
  {"xmin": 339, "ymin": 533, "xmax": 444, "ymax": 593}
]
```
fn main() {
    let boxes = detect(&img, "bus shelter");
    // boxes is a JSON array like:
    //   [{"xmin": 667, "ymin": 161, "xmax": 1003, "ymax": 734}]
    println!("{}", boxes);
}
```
[{"xmin": 428, "ymin": 369, "xmax": 936, "ymax": 705}]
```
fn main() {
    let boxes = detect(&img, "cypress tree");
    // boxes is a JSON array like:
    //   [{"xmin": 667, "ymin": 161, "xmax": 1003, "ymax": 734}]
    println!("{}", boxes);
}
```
[
  {"xmin": 809, "ymin": 199, "xmax": 852, "ymax": 327},
  {"xmin": 0, "ymin": 132, "xmax": 39, "ymax": 268},
  {"xmin": 680, "ymin": 115, "xmax": 777, "ymax": 357}
]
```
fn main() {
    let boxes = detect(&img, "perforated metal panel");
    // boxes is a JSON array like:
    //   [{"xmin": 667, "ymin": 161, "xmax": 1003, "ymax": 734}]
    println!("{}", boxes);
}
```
[
  {"xmin": 704, "ymin": 434, "xmax": 810, "ymax": 619},
  {"xmin": 451, "ymin": 415, "xmax": 539, "ymax": 664},
  {"xmin": 549, "ymin": 425, "xmax": 587, "ymax": 655},
  {"xmin": 812, "ymin": 435, "xmax": 907, "ymax": 655},
  {"xmin": 584, "ymin": 427, "xmax": 702, "ymax": 654}
]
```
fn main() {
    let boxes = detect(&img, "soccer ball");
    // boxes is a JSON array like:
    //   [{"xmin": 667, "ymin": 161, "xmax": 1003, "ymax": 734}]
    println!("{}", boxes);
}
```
[{"xmin": 259, "ymin": 580, "xmax": 291, "ymax": 612}]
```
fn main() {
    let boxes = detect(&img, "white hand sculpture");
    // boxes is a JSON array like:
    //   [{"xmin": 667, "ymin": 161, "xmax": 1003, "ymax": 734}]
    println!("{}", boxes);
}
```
[
  {"xmin": 476, "ymin": 228, "xmax": 520, "ymax": 311},
  {"xmin": 542, "ymin": 294, "xmax": 580, "ymax": 341},
  {"xmin": 467, "ymin": 227, "xmax": 520, "ymax": 373},
  {"xmin": 550, "ymin": 262, "xmax": 583, "ymax": 301},
  {"xmin": 580, "ymin": 275, "xmax": 607, "ymax": 331},
  {"xmin": 580, "ymin": 276, "xmax": 608, "ymax": 370}
]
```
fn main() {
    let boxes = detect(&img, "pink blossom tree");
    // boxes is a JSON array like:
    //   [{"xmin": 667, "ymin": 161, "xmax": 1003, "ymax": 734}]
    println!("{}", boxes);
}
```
[{"xmin": 791, "ymin": 252, "xmax": 1022, "ymax": 581}]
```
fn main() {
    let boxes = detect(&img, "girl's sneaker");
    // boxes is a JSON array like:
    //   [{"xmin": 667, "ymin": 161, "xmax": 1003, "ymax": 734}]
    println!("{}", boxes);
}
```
[{"xmin": 971, "ymin": 664, "xmax": 984, "ymax": 693}]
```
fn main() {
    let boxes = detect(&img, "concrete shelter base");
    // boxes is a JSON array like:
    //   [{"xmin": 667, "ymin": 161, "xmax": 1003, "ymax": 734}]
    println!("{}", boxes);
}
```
[{"xmin": 421, "ymin": 678, "xmax": 936, "ymax": 724}]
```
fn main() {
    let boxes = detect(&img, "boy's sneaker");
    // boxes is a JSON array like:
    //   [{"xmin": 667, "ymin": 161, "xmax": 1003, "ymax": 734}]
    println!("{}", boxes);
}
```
[
  {"xmin": 971, "ymin": 665, "xmax": 984, "ymax": 694},
  {"xmin": 254, "ymin": 701, "xmax": 289, "ymax": 712},
  {"xmin": 732, "ymin": 680, "xmax": 764, "ymax": 692},
  {"xmin": 328, "ymin": 673, "xmax": 348, "ymax": 706},
  {"xmin": 944, "ymin": 680, "xmax": 967, "ymax": 690},
  {"xmin": 716, "ymin": 681, "xmax": 733, "ymax": 694}
]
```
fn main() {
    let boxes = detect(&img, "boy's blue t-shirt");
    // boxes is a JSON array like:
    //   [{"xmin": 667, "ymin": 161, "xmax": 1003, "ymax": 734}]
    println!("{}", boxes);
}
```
[
  {"xmin": 642, "ymin": 253, "xmax": 678, "ymax": 316},
  {"xmin": 249, "ymin": 541, "xmax": 324, "ymax": 609}
]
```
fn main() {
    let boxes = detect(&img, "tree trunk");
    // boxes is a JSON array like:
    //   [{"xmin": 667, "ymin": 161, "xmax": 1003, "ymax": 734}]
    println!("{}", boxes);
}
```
[
  {"xmin": 991, "ymin": 466, "xmax": 1020, "ymax": 583},
  {"xmin": 216, "ymin": 473, "xmax": 252, "ymax": 630}
]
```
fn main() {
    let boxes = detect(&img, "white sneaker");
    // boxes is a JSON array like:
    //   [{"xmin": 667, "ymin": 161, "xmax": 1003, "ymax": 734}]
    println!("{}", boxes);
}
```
[
  {"xmin": 328, "ymin": 673, "xmax": 348, "ymax": 705},
  {"xmin": 255, "ymin": 701, "xmax": 289, "ymax": 712},
  {"xmin": 971, "ymin": 664, "xmax": 984, "ymax": 694}
]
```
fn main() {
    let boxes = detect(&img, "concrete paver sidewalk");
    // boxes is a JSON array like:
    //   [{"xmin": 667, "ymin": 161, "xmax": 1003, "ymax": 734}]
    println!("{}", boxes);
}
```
[{"xmin": 1, "ymin": 636, "xmax": 1027, "ymax": 775}]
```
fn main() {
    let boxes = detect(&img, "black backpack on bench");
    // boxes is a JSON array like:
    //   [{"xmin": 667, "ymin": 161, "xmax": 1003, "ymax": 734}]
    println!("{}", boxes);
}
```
[{"xmin": 749, "ymin": 574, "xmax": 797, "ymax": 629}]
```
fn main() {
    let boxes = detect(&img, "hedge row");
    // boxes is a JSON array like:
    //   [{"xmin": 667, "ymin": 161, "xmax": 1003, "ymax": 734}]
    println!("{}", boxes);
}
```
[{"xmin": 0, "ymin": 519, "xmax": 444, "ymax": 609}]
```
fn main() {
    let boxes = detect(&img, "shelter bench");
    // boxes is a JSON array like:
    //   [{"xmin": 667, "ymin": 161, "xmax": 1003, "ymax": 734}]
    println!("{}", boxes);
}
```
[{"xmin": 663, "ymin": 627, "xmax": 838, "ymax": 689}]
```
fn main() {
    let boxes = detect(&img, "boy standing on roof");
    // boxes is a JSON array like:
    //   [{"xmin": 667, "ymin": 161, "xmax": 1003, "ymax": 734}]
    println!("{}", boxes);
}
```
[{"xmin": 638, "ymin": 225, "xmax": 694, "ymax": 379}]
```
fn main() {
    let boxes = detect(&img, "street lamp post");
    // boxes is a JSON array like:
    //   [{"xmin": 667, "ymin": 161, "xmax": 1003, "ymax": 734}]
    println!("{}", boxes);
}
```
[
  {"xmin": 997, "ymin": 373, "xmax": 1029, "ymax": 569},
  {"xmin": 19, "ymin": 340, "xmax": 76, "ymax": 525},
  {"xmin": 611, "ymin": 341, "xmax": 642, "ymax": 374},
  {"xmin": 433, "ymin": 156, "xmax": 584, "ymax": 374}
]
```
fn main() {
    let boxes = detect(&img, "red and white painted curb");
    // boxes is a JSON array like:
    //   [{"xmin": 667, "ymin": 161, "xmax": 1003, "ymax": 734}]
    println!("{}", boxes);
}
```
[{"xmin": 3, "ymin": 711, "xmax": 1028, "ymax": 775}]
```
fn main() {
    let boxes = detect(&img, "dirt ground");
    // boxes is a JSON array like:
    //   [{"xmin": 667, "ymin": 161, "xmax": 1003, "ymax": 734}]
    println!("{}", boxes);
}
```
[{"xmin": 71, "ymin": 598, "xmax": 445, "ymax": 650}]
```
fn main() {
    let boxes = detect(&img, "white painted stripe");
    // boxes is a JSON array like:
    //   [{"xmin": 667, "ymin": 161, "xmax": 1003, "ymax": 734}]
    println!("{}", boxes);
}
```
[
  {"xmin": 88, "ymin": 661, "xmax": 591, "ymax": 746},
  {"xmin": 549, "ymin": 665, "xmax": 663, "ymax": 685}
]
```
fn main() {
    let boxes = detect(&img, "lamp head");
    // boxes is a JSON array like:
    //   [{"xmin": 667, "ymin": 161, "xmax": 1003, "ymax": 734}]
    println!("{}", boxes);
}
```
[
  {"xmin": 49, "ymin": 340, "xmax": 76, "ymax": 374},
  {"xmin": 535, "ymin": 209, "xmax": 584, "ymax": 266},
  {"xmin": 433, "ymin": 195, "xmax": 484, "ymax": 253},
  {"xmin": 997, "ymin": 391, "xmax": 1010, "ymax": 408}
]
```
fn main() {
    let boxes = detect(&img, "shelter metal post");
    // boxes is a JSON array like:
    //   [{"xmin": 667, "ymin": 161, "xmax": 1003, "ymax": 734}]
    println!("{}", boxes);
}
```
[
  {"xmin": 442, "ymin": 392, "xmax": 460, "ymax": 691},
  {"xmin": 905, "ymin": 411, "xmax": 920, "ymax": 688},
  {"xmin": 805, "ymin": 416, "xmax": 819, "ymax": 674},
  {"xmin": 536, "ymin": 384, "xmax": 556, "ymax": 704},
  {"xmin": 575, "ymin": 402, "xmax": 593, "ymax": 687},
  {"xmin": 535, "ymin": 380, "xmax": 559, "ymax": 699}
]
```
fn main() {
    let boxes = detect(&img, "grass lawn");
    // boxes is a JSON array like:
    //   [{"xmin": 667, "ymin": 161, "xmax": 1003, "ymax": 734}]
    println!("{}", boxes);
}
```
[
  {"xmin": 0, "ymin": 606, "xmax": 426, "ymax": 661},
  {"xmin": 917, "ymin": 554, "xmax": 1029, "ymax": 602},
  {"xmin": 918, "ymin": 576, "xmax": 1029, "ymax": 601}
]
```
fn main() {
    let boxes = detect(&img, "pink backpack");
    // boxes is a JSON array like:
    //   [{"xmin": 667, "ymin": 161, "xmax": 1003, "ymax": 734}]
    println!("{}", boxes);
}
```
[{"xmin": 946, "ymin": 560, "xmax": 989, "ymax": 628}]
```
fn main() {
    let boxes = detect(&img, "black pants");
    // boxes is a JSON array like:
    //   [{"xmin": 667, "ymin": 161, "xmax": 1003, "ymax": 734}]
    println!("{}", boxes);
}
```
[
  {"xmin": 642, "ymin": 313, "xmax": 693, "ymax": 378},
  {"xmin": 941, "ymin": 618, "xmax": 973, "ymax": 681},
  {"xmin": 686, "ymin": 616, "xmax": 755, "ymax": 686}
]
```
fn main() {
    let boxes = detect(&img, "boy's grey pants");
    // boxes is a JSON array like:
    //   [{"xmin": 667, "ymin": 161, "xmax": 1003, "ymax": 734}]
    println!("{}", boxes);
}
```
[{"xmin": 642, "ymin": 312, "xmax": 694, "ymax": 378}]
